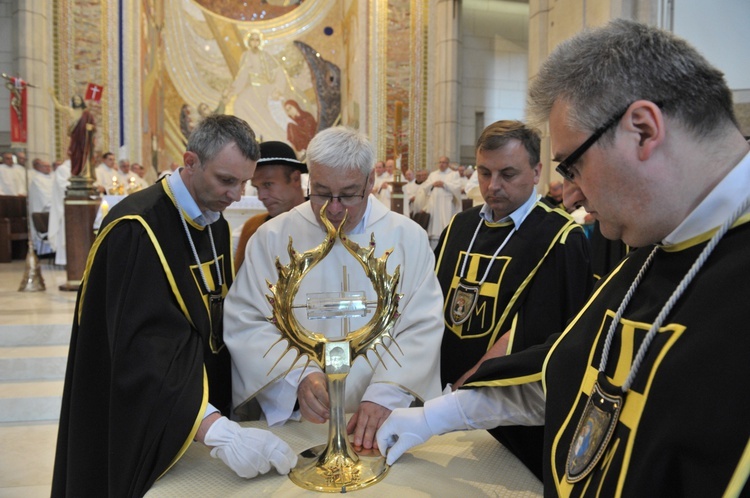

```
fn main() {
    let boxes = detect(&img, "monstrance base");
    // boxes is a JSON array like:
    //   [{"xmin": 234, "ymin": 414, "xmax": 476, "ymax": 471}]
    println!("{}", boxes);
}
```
[{"xmin": 289, "ymin": 442, "xmax": 389, "ymax": 493}]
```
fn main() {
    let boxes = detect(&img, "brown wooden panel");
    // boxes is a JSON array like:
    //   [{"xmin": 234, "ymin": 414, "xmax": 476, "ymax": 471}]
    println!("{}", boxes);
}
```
[{"xmin": 62, "ymin": 198, "xmax": 101, "ymax": 289}]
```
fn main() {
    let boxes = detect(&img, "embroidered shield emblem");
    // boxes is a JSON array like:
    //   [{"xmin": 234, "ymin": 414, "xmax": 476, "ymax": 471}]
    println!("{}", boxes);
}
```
[{"xmin": 450, "ymin": 280, "xmax": 480, "ymax": 325}]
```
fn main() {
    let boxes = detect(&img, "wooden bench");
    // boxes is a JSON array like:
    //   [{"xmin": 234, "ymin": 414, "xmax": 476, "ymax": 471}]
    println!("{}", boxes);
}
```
[{"xmin": 0, "ymin": 195, "xmax": 29, "ymax": 262}]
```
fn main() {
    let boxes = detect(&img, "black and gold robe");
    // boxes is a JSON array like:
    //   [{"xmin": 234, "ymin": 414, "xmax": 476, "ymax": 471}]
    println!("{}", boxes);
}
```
[
  {"xmin": 436, "ymin": 202, "xmax": 593, "ymax": 479},
  {"xmin": 51, "ymin": 179, "xmax": 233, "ymax": 497},
  {"xmin": 467, "ymin": 219, "xmax": 750, "ymax": 496}
]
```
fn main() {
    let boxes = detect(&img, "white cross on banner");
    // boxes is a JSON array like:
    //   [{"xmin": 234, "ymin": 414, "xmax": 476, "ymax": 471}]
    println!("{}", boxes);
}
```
[{"xmin": 85, "ymin": 83, "xmax": 104, "ymax": 102}]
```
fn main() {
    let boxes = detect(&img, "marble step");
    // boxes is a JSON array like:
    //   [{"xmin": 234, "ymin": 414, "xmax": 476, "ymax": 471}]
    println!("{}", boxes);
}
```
[
  {"xmin": 0, "ymin": 380, "xmax": 64, "ymax": 422},
  {"xmin": 0, "ymin": 346, "xmax": 69, "ymax": 381},
  {"xmin": 0, "ymin": 339, "xmax": 68, "ymax": 423},
  {"xmin": 0, "ymin": 324, "xmax": 71, "ymax": 347}
]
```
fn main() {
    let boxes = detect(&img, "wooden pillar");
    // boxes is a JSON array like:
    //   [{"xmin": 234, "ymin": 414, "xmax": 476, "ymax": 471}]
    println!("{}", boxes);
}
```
[
  {"xmin": 390, "ymin": 181, "xmax": 406, "ymax": 215},
  {"xmin": 390, "ymin": 169, "xmax": 406, "ymax": 215},
  {"xmin": 59, "ymin": 196, "xmax": 100, "ymax": 291}
]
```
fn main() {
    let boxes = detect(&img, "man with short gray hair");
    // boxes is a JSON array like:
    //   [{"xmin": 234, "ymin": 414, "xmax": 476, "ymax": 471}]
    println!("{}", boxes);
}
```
[
  {"xmin": 225, "ymin": 126, "xmax": 443, "ymax": 451},
  {"xmin": 378, "ymin": 19, "xmax": 750, "ymax": 495}
]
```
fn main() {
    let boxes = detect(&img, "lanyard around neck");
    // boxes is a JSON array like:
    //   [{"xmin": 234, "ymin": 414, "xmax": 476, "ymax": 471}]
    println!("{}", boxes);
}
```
[
  {"xmin": 167, "ymin": 181, "xmax": 223, "ymax": 293},
  {"xmin": 458, "ymin": 202, "xmax": 535, "ymax": 285}
]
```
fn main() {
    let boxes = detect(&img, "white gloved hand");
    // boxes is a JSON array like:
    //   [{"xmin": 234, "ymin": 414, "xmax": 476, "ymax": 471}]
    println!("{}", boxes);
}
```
[
  {"xmin": 376, "ymin": 407, "xmax": 436, "ymax": 465},
  {"xmin": 203, "ymin": 416, "xmax": 298, "ymax": 478}
]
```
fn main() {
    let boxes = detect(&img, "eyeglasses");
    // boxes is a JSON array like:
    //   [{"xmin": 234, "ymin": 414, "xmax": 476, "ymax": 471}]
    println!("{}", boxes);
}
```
[
  {"xmin": 555, "ymin": 106, "xmax": 630, "ymax": 182},
  {"xmin": 307, "ymin": 183, "xmax": 368, "ymax": 207}
]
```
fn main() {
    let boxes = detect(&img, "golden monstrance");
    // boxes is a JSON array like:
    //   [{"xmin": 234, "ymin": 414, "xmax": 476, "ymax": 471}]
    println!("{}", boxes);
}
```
[{"xmin": 265, "ymin": 204, "xmax": 403, "ymax": 492}]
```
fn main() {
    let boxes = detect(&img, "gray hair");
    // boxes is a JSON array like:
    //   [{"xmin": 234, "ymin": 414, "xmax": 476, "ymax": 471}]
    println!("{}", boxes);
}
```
[
  {"xmin": 186, "ymin": 114, "xmax": 260, "ymax": 165},
  {"xmin": 305, "ymin": 127, "xmax": 374, "ymax": 177},
  {"xmin": 528, "ymin": 19, "xmax": 737, "ymax": 142}
]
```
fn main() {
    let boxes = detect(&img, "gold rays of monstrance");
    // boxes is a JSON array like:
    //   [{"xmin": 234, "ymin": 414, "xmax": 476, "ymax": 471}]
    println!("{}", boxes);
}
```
[{"xmin": 264, "ymin": 203, "xmax": 403, "ymax": 492}]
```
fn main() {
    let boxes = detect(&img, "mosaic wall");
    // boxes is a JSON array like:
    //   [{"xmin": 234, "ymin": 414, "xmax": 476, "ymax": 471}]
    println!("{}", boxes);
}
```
[
  {"xmin": 192, "ymin": 0, "xmax": 303, "ymax": 21},
  {"xmin": 51, "ymin": 0, "xmax": 431, "ymax": 173},
  {"xmin": 144, "ymin": 0, "xmax": 344, "ymax": 168},
  {"xmin": 54, "ymin": 0, "xmax": 109, "ymax": 160},
  {"xmin": 385, "ymin": 0, "xmax": 410, "ymax": 167}
]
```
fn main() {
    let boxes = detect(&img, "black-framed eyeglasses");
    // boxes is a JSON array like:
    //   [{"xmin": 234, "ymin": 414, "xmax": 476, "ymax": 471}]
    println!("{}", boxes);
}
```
[
  {"xmin": 555, "ymin": 105, "xmax": 630, "ymax": 182},
  {"xmin": 307, "ymin": 183, "xmax": 368, "ymax": 207}
]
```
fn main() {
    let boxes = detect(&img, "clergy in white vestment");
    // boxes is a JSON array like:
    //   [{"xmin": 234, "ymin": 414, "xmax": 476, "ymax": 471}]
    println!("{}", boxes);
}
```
[
  {"xmin": 456, "ymin": 165, "xmax": 469, "ymax": 193},
  {"xmin": 48, "ymin": 160, "xmax": 71, "ymax": 265},
  {"xmin": 94, "ymin": 152, "xmax": 127, "ymax": 194},
  {"xmin": 411, "ymin": 169, "xmax": 429, "ymax": 213},
  {"xmin": 10, "ymin": 151, "xmax": 27, "ymax": 196},
  {"xmin": 464, "ymin": 167, "xmax": 483, "ymax": 206},
  {"xmin": 28, "ymin": 159, "xmax": 53, "ymax": 212},
  {"xmin": 371, "ymin": 160, "xmax": 388, "ymax": 206},
  {"xmin": 28, "ymin": 159, "xmax": 54, "ymax": 253},
  {"xmin": 402, "ymin": 169, "xmax": 419, "ymax": 218},
  {"xmin": 420, "ymin": 156, "xmax": 463, "ymax": 244},
  {"xmin": 375, "ymin": 159, "xmax": 395, "ymax": 206},
  {"xmin": 119, "ymin": 159, "xmax": 148, "ymax": 193},
  {"xmin": 224, "ymin": 127, "xmax": 443, "ymax": 451},
  {"xmin": 0, "ymin": 152, "xmax": 19, "ymax": 195}
]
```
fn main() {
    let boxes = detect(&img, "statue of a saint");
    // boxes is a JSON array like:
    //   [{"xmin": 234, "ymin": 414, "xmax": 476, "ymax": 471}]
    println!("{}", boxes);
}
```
[{"xmin": 49, "ymin": 90, "xmax": 96, "ymax": 177}]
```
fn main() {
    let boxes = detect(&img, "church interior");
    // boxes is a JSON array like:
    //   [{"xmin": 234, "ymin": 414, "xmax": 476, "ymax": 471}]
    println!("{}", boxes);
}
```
[{"xmin": 0, "ymin": 0, "xmax": 749, "ymax": 495}]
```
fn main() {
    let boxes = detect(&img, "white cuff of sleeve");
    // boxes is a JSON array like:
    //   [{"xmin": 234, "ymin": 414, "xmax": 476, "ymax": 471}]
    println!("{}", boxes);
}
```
[
  {"xmin": 256, "ymin": 379, "xmax": 301, "ymax": 427},
  {"xmin": 285, "ymin": 365, "xmax": 323, "ymax": 387},
  {"xmin": 203, "ymin": 402, "xmax": 219, "ymax": 419},
  {"xmin": 361, "ymin": 383, "xmax": 415, "ymax": 411},
  {"xmin": 258, "ymin": 365, "xmax": 323, "ymax": 427}
]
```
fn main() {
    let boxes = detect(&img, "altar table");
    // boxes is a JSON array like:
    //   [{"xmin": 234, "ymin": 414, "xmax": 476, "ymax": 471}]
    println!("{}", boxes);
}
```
[{"xmin": 146, "ymin": 419, "xmax": 543, "ymax": 497}]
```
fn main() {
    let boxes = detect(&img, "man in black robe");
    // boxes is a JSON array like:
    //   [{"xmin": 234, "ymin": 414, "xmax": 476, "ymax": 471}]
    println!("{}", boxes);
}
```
[
  {"xmin": 52, "ymin": 114, "xmax": 296, "ymax": 497},
  {"xmin": 434, "ymin": 120, "xmax": 592, "ymax": 479},
  {"xmin": 377, "ymin": 20, "xmax": 750, "ymax": 496}
]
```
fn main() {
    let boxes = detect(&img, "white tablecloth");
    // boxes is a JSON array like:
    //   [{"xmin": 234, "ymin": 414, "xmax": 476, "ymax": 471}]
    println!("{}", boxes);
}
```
[{"xmin": 146, "ymin": 420, "xmax": 543, "ymax": 497}]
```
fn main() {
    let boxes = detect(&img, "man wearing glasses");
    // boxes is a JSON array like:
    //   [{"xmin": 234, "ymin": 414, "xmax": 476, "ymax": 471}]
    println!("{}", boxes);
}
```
[
  {"xmin": 225, "ymin": 126, "xmax": 443, "ymax": 451},
  {"xmin": 377, "ymin": 20, "xmax": 750, "ymax": 495}
]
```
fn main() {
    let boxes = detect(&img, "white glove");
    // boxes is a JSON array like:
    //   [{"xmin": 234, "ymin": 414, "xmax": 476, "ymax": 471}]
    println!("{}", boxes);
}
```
[
  {"xmin": 376, "ymin": 407, "xmax": 436, "ymax": 465},
  {"xmin": 203, "ymin": 416, "xmax": 298, "ymax": 478}
]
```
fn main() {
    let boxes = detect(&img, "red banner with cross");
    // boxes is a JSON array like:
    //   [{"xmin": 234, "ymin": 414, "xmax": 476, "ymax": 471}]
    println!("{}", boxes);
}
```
[{"xmin": 85, "ymin": 83, "xmax": 104, "ymax": 102}]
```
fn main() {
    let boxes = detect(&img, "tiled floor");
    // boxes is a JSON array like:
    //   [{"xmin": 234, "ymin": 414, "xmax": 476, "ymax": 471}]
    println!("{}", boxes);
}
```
[
  {"xmin": 0, "ymin": 422, "xmax": 58, "ymax": 498},
  {"xmin": 0, "ymin": 260, "xmax": 76, "ymax": 327},
  {"xmin": 0, "ymin": 259, "xmax": 76, "ymax": 497}
]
